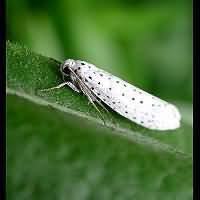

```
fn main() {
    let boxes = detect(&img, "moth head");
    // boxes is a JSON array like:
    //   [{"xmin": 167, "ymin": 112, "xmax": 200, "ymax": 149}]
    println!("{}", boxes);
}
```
[{"xmin": 60, "ymin": 59, "xmax": 76, "ymax": 76}]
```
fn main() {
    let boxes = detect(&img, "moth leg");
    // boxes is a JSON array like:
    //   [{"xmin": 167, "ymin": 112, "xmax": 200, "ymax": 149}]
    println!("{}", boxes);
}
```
[
  {"xmin": 80, "ymin": 86, "xmax": 114, "ymax": 123},
  {"xmin": 87, "ymin": 95, "xmax": 106, "ymax": 125},
  {"xmin": 79, "ymin": 85, "xmax": 106, "ymax": 125},
  {"xmin": 77, "ymin": 80, "xmax": 115, "ymax": 126},
  {"xmin": 85, "ymin": 93, "xmax": 114, "ymax": 125},
  {"xmin": 40, "ymin": 82, "xmax": 68, "ymax": 91},
  {"xmin": 66, "ymin": 82, "xmax": 81, "ymax": 93},
  {"xmin": 67, "ymin": 68, "xmax": 114, "ymax": 125},
  {"xmin": 40, "ymin": 81, "xmax": 81, "ymax": 93},
  {"xmin": 87, "ymin": 94, "xmax": 96, "ymax": 105}
]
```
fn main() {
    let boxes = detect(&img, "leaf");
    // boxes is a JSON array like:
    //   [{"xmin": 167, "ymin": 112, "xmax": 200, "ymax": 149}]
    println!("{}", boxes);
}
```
[
  {"xmin": 6, "ymin": 40, "xmax": 192, "ymax": 156},
  {"xmin": 6, "ymin": 41, "xmax": 192, "ymax": 199}
]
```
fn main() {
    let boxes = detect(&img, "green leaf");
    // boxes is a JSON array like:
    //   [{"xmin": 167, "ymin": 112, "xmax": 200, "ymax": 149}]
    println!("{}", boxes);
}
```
[{"xmin": 6, "ymin": 41, "xmax": 192, "ymax": 199}]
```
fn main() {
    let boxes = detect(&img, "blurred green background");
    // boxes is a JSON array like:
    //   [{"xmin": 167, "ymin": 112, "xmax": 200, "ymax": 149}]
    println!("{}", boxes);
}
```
[
  {"xmin": 7, "ymin": 0, "xmax": 192, "ymax": 102},
  {"xmin": 6, "ymin": 0, "xmax": 193, "ymax": 199}
]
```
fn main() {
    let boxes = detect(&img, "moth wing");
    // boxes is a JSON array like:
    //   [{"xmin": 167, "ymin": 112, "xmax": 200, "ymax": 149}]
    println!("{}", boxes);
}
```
[{"xmin": 76, "ymin": 61, "xmax": 181, "ymax": 130}]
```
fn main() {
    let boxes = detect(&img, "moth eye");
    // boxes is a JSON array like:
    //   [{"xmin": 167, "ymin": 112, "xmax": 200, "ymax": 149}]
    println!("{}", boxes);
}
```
[{"xmin": 62, "ymin": 66, "xmax": 70, "ymax": 75}]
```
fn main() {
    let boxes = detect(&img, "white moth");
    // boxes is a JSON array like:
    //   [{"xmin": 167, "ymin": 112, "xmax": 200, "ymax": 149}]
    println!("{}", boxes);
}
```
[{"xmin": 41, "ymin": 59, "xmax": 181, "ymax": 131}]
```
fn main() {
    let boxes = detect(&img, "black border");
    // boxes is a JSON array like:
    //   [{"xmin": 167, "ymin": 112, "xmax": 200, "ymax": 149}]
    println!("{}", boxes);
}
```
[
  {"xmin": 1, "ymin": 0, "xmax": 5, "ymax": 198},
  {"xmin": 3, "ymin": 0, "xmax": 195, "ymax": 199}
]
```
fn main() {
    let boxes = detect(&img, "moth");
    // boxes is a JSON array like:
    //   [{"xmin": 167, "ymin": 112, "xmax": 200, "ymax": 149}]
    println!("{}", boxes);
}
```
[{"xmin": 41, "ymin": 59, "xmax": 181, "ymax": 130}]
